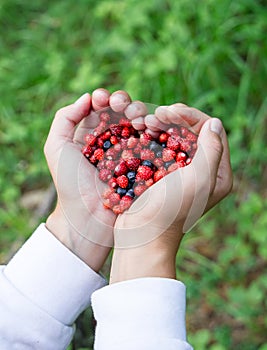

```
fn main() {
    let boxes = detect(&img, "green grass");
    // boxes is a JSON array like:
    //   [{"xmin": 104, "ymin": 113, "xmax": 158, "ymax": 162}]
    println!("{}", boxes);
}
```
[{"xmin": 0, "ymin": 0, "xmax": 266, "ymax": 349}]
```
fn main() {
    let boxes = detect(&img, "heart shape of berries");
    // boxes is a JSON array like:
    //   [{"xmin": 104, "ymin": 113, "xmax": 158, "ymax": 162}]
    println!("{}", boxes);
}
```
[{"xmin": 82, "ymin": 109, "xmax": 198, "ymax": 214}]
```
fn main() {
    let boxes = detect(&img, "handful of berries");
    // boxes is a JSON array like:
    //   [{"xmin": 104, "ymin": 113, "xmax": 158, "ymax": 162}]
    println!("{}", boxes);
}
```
[{"xmin": 82, "ymin": 110, "xmax": 198, "ymax": 214}]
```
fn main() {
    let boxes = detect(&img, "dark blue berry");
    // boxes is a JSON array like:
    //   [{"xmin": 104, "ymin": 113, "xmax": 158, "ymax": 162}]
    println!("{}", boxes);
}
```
[
  {"xmin": 126, "ymin": 189, "xmax": 135, "ymax": 198},
  {"xmin": 142, "ymin": 160, "xmax": 153, "ymax": 168},
  {"xmin": 161, "ymin": 143, "xmax": 167, "ymax": 148},
  {"xmin": 117, "ymin": 187, "xmax": 127, "ymax": 196},
  {"xmin": 149, "ymin": 141, "xmax": 162, "ymax": 153},
  {"xmin": 103, "ymin": 140, "xmax": 111, "ymax": 150},
  {"xmin": 127, "ymin": 171, "xmax": 136, "ymax": 182},
  {"xmin": 164, "ymin": 160, "xmax": 175, "ymax": 169},
  {"xmin": 156, "ymin": 150, "xmax": 162, "ymax": 158}
]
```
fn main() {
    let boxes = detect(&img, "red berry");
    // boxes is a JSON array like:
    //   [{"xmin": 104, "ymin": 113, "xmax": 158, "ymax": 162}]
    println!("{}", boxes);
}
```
[
  {"xmin": 89, "ymin": 154, "xmax": 98, "ymax": 165},
  {"xmin": 114, "ymin": 161, "xmax": 128, "ymax": 176},
  {"xmin": 121, "ymin": 149, "xmax": 134, "ymax": 160},
  {"xmin": 108, "ymin": 192, "xmax": 121, "ymax": 207},
  {"xmin": 97, "ymin": 138, "xmax": 104, "ymax": 148},
  {"xmin": 82, "ymin": 145, "xmax": 93, "ymax": 157},
  {"xmin": 186, "ymin": 158, "xmax": 192, "ymax": 165},
  {"xmin": 134, "ymin": 184, "xmax": 147, "ymax": 197},
  {"xmin": 108, "ymin": 177, "xmax": 118, "ymax": 189},
  {"xmin": 167, "ymin": 136, "xmax": 180, "ymax": 151},
  {"xmin": 99, "ymin": 168, "xmax": 112, "ymax": 182},
  {"xmin": 136, "ymin": 165, "xmax": 153, "ymax": 181},
  {"xmin": 110, "ymin": 124, "xmax": 123, "ymax": 136},
  {"xmin": 179, "ymin": 139, "xmax": 191, "ymax": 153},
  {"xmin": 105, "ymin": 160, "xmax": 116, "ymax": 171},
  {"xmin": 106, "ymin": 148, "xmax": 119, "ymax": 160},
  {"xmin": 97, "ymin": 160, "xmax": 106, "ymax": 170},
  {"xmin": 145, "ymin": 178, "xmax": 154, "ymax": 187},
  {"xmin": 154, "ymin": 158, "xmax": 164, "ymax": 168},
  {"xmin": 186, "ymin": 131, "xmax": 198, "ymax": 143},
  {"xmin": 159, "ymin": 132, "xmax": 169, "ymax": 143},
  {"xmin": 154, "ymin": 169, "xmax": 167, "ymax": 182},
  {"xmin": 180, "ymin": 126, "xmax": 189, "ymax": 138},
  {"xmin": 100, "ymin": 112, "xmax": 110, "ymax": 122},
  {"xmin": 84, "ymin": 134, "xmax": 96, "ymax": 146},
  {"xmin": 112, "ymin": 205, "xmax": 123, "ymax": 215},
  {"xmin": 140, "ymin": 132, "xmax": 152, "ymax": 146},
  {"xmin": 140, "ymin": 149, "xmax": 155, "ymax": 161},
  {"xmin": 119, "ymin": 118, "xmax": 132, "ymax": 127},
  {"xmin": 102, "ymin": 188, "xmax": 114, "ymax": 199},
  {"xmin": 120, "ymin": 195, "xmax": 133, "ymax": 211},
  {"xmin": 117, "ymin": 175, "xmax": 129, "ymax": 188},
  {"xmin": 114, "ymin": 143, "xmax": 122, "ymax": 152},
  {"xmin": 162, "ymin": 149, "xmax": 176, "ymax": 162},
  {"xmin": 94, "ymin": 148, "xmax": 104, "ymax": 160},
  {"xmin": 110, "ymin": 135, "xmax": 119, "ymax": 144},
  {"xmin": 121, "ymin": 126, "xmax": 131, "ymax": 138},
  {"xmin": 101, "ymin": 130, "xmax": 112, "ymax": 141},
  {"xmin": 127, "ymin": 136, "xmax": 139, "ymax": 149},
  {"xmin": 133, "ymin": 143, "xmax": 142, "ymax": 155},
  {"xmin": 176, "ymin": 152, "xmax": 187, "ymax": 162},
  {"xmin": 125, "ymin": 157, "xmax": 141, "ymax": 171}
]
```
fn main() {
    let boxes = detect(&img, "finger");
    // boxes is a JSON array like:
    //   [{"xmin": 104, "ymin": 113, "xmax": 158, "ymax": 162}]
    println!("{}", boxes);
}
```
[
  {"xmin": 182, "ymin": 118, "xmax": 224, "ymax": 232},
  {"xmin": 44, "ymin": 93, "xmax": 91, "ymax": 156},
  {"xmin": 109, "ymin": 90, "xmax": 131, "ymax": 112},
  {"xmin": 132, "ymin": 116, "xmax": 146, "ymax": 130},
  {"xmin": 92, "ymin": 88, "xmax": 111, "ymax": 111},
  {"xmin": 192, "ymin": 118, "xmax": 224, "ymax": 194},
  {"xmin": 124, "ymin": 101, "xmax": 148, "ymax": 120},
  {"xmin": 144, "ymin": 114, "xmax": 168, "ymax": 131}
]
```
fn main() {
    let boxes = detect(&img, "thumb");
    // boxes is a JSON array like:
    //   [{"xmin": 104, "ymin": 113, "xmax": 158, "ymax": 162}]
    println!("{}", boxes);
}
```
[{"xmin": 192, "ymin": 118, "xmax": 224, "ymax": 195}]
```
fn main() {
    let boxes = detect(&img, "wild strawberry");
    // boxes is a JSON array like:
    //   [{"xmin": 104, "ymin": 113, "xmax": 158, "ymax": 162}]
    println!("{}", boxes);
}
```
[
  {"xmin": 114, "ymin": 161, "xmax": 128, "ymax": 176},
  {"xmin": 180, "ymin": 126, "xmax": 189, "ymax": 138},
  {"xmin": 106, "ymin": 148, "xmax": 118, "ymax": 160},
  {"xmin": 117, "ymin": 175, "xmax": 129, "ymax": 188},
  {"xmin": 121, "ymin": 126, "xmax": 131, "ymax": 138},
  {"xmin": 119, "ymin": 117, "xmax": 132, "ymax": 127},
  {"xmin": 154, "ymin": 169, "xmax": 167, "ymax": 182},
  {"xmin": 82, "ymin": 145, "xmax": 93, "ymax": 157},
  {"xmin": 136, "ymin": 165, "xmax": 153, "ymax": 181},
  {"xmin": 162, "ymin": 148, "xmax": 176, "ymax": 162},
  {"xmin": 110, "ymin": 124, "xmax": 123, "ymax": 136},
  {"xmin": 94, "ymin": 148, "xmax": 104, "ymax": 161},
  {"xmin": 140, "ymin": 149, "xmax": 155, "ymax": 161},
  {"xmin": 112, "ymin": 205, "xmax": 123, "ymax": 215},
  {"xmin": 97, "ymin": 138, "xmax": 104, "ymax": 148},
  {"xmin": 186, "ymin": 131, "xmax": 197, "ymax": 143},
  {"xmin": 99, "ymin": 169, "xmax": 112, "ymax": 182},
  {"xmin": 176, "ymin": 152, "xmax": 187, "ymax": 162},
  {"xmin": 97, "ymin": 160, "xmax": 106, "ymax": 170},
  {"xmin": 84, "ymin": 134, "xmax": 97, "ymax": 146},
  {"xmin": 134, "ymin": 184, "xmax": 147, "ymax": 197},
  {"xmin": 100, "ymin": 112, "xmax": 110, "ymax": 122},
  {"xmin": 159, "ymin": 132, "xmax": 169, "ymax": 143},
  {"xmin": 120, "ymin": 139, "xmax": 128, "ymax": 150},
  {"xmin": 93, "ymin": 121, "xmax": 107, "ymax": 136},
  {"xmin": 110, "ymin": 135, "xmax": 119, "ymax": 144},
  {"xmin": 167, "ymin": 136, "xmax": 180, "ymax": 151},
  {"xmin": 154, "ymin": 158, "xmax": 164, "ymax": 168},
  {"xmin": 167, "ymin": 127, "xmax": 179, "ymax": 136},
  {"xmin": 120, "ymin": 195, "xmax": 133, "ymax": 211},
  {"xmin": 105, "ymin": 160, "xmax": 116, "ymax": 171},
  {"xmin": 102, "ymin": 188, "xmax": 114, "ymax": 199},
  {"xmin": 101, "ymin": 130, "xmax": 112, "ymax": 141},
  {"xmin": 179, "ymin": 139, "xmax": 191, "ymax": 153},
  {"xmin": 126, "ymin": 158, "xmax": 141, "ymax": 171},
  {"xmin": 133, "ymin": 143, "xmax": 142, "ymax": 155},
  {"xmin": 140, "ymin": 132, "xmax": 152, "ymax": 146},
  {"xmin": 167, "ymin": 162, "xmax": 185, "ymax": 173},
  {"xmin": 89, "ymin": 154, "xmax": 98, "ymax": 165},
  {"xmin": 127, "ymin": 136, "xmax": 139, "ymax": 149},
  {"xmin": 108, "ymin": 192, "xmax": 121, "ymax": 207},
  {"xmin": 145, "ymin": 178, "xmax": 154, "ymax": 187},
  {"xmin": 186, "ymin": 158, "xmax": 192, "ymax": 165},
  {"xmin": 121, "ymin": 149, "xmax": 134, "ymax": 160},
  {"xmin": 108, "ymin": 177, "xmax": 118, "ymax": 189}
]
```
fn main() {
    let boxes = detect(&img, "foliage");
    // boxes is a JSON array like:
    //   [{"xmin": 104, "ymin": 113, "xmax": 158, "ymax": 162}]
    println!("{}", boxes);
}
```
[{"xmin": 0, "ymin": 0, "xmax": 266, "ymax": 349}]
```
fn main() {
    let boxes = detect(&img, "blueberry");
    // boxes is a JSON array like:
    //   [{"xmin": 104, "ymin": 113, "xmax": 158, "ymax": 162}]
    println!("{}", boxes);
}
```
[
  {"xmin": 149, "ymin": 141, "xmax": 162, "ymax": 153},
  {"xmin": 164, "ymin": 160, "xmax": 175, "ymax": 169},
  {"xmin": 126, "ymin": 189, "xmax": 135, "ymax": 198},
  {"xmin": 103, "ymin": 140, "xmax": 111, "ymax": 150},
  {"xmin": 117, "ymin": 187, "xmax": 127, "ymax": 196},
  {"xmin": 156, "ymin": 150, "xmax": 162, "ymax": 158},
  {"xmin": 161, "ymin": 143, "xmax": 167, "ymax": 148},
  {"xmin": 142, "ymin": 160, "xmax": 154, "ymax": 168},
  {"xmin": 127, "ymin": 171, "xmax": 136, "ymax": 182}
]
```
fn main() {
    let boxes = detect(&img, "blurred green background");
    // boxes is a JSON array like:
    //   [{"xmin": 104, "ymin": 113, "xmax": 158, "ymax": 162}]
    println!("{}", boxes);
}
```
[{"xmin": 0, "ymin": 0, "xmax": 266, "ymax": 349}]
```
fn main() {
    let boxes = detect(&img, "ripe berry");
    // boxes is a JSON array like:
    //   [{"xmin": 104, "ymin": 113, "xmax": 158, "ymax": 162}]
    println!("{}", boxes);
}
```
[
  {"xmin": 121, "ymin": 127, "xmax": 131, "ymax": 138},
  {"xmin": 99, "ymin": 169, "xmax": 112, "ymax": 182},
  {"xmin": 176, "ymin": 152, "xmax": 187, "ymax": 162},
  {"xmin": 126, "ymin": 171, "xmax": 136, "ymax": 183},
  {"xmin": 126, "ymin": 188, "xmax": 135, "ymax": 198},
  {"xmin": 94, "ymin": 148, "xmax": 104, "ymax": 160},
  {"xmin": 127, "ymin": 136, "xmax": 139, "ymax": 149},
  {"xmin": 134, "ymin": 184, "xmax": 147, "ymax": 196},
  {"xmin": 136, "ymin": 165, "xmax": 153, "ymax": 181},
  {"xmin": 140, "ymin": 132, "xmax": 152, "ymax": 146},
  {"xmin": 114, "ymin": 161, "xmax": 128, "ymax": 176},
  {"xmin": 125, "ymin": 158, "xmax": 140, "ymax": 171},
  {"xmin": 82, "ymin": 145, "xmax": 93, "ymax": 157},
  {"xmin": 117, "ymin": 187, "xmax": 127, "ymax": 197},
  {"xmin": 84, "ymin": 134, "xmax": 97, "ymax": 146},
  {"xmin": 121, "ymin": 149, "xmax": 134, "ymax": 160},
  {"xmin": 142, "ymin": 160, "xmax": 154, "ymax": 168},
  {"xmin": 159, "ymin": 132, "xmax": 169, "ymax": 143},
  {"xmin": 110, "ymin": 135, "xmax": 119, "ymax": 144},
  {"xmin": 167, "ymin": 136, "xmax": 180, "ymax": 151},
  {"xmin": 162, "ymin": 149, "xmax": 176, "ymax": 162},
  {"xmin": 100, "ymin": 112, "xmax": 111, "ymax": 122},
  {"xmin": 154, "ymin": 169, "xmax": 168, "ymax": 182},
  {"xmin": 108, "ymin": 192, "xmax": 121, "ymax": 207},
  {"xmin": 103, "ymin": 140, "xmax": 112, "ymax": 150},
  {"xmin": 110, "ymin": 124, "xmax": 123, "ymax": 136},
  {"xmin": 140, "ymin": 149, "xmax": 155, "ymax": 161},
  {"xmin": 108, "ymin": 177, "xmax": 118, "ymax": 189},
  {"xmin": 120, "ymin": 195, "xmax": 133, "ymax": 211},
  {"xmin": 117, "ymin": 175, "xmax": 129, "ymax": 188}
]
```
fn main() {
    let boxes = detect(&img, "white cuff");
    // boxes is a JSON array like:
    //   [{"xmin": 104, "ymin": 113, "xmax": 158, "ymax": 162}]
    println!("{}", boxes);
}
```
[
  {"xmin": 92, "ymin": 278, "xmax": 193, "ymax": 350},
  {"xmin": 4, "ymin": 223, "xmax": 106, "ymax": 325}
]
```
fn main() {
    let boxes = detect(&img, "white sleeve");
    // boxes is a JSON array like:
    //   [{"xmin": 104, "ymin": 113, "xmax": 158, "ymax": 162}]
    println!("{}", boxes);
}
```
[
  {"xmin": 0, "ymin": 224, "xmax": 106, "ymax": 350},
  {"xmin": 92, "ymin": 278, "xmax": 193, "ymax": 350}
]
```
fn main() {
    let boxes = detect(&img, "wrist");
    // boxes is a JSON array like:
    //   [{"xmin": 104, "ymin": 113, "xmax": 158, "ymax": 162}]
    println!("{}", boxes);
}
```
[{"xmin": 46, "ymin": 204, "xmax": 113, "ymax": 272}]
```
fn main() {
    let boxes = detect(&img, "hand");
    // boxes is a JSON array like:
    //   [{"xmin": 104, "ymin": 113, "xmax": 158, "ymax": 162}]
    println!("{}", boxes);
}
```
[
  {"xmin": 44, "ymin": 89, "xmax": 132, "ymax": 271},
  {"xmin": 110, "ymin": 104, "xmax": 232, "ymax": 282}
]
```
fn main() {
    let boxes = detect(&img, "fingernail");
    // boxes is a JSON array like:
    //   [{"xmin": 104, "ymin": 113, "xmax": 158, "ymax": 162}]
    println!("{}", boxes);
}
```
[
  {"xmin": 74, "ymin": 93, "xmax": 89, "ymax": 105},
  {"xmin": 210, "ymin": 118, "xmax": 223, "ymax": 136}
]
